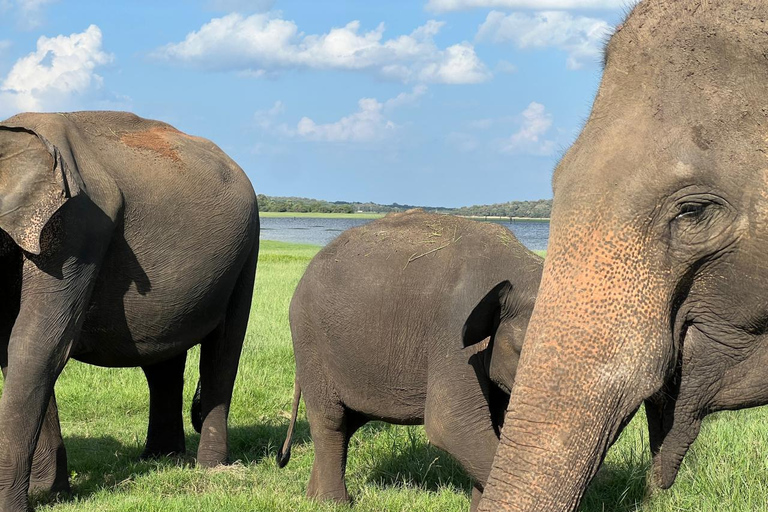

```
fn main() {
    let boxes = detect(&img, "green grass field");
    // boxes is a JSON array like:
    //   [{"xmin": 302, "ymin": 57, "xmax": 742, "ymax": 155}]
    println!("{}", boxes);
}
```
[{"xmin": 24, "ymin": 240, "xmax": 768, "ymax": 511}]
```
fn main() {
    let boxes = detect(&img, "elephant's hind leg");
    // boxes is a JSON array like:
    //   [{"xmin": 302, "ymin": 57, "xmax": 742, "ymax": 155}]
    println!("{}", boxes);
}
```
[
  {"xmin": 141, "ymin": 351, "xmax": 187, "ymax": 459},
  {"xmin": 196, "ymin": 247, "xmax": 258, "ymax": 467},
  {"xmin": 305, "ymin": 399, "xmax": 366, "ymax": 503}
]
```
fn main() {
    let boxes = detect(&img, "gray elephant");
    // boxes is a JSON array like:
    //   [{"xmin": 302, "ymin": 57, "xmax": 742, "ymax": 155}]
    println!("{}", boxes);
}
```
[
  {"xmin": 277, "ymin": 210, "xmax": 542, "ymax": 511},
  {"xmin": 0, "ymin": 111, "xmax": 259, "ymax": 512},
  {"xmin": 473, "ymin": 2, "xmax": 768, "ymax": 511}
]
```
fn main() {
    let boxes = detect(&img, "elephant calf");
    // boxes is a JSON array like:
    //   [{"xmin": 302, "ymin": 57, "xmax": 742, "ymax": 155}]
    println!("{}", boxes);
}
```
[
  {"xmin": 0, "ymin": 111, "xmax": 259, "ymax": 512},
  {"xmin": 277, "ymin": 209, "xmax": 543, "ymax": 510}
]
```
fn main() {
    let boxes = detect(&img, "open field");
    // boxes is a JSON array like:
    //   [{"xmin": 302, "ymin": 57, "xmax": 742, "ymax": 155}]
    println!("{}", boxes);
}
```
[{"xmin": 19, "ymin": 240, "xmax": 768, "ymax": 511}]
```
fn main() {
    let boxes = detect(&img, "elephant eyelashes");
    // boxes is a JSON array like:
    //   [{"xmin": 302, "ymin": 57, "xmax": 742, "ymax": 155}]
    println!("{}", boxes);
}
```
[
  {"xmin": 676, "ymin": 202, "xmax": 708, "ymax": 220},
  {"xmin": 667, "ymin": 194, "xmax": 736, "ymax": 252}
]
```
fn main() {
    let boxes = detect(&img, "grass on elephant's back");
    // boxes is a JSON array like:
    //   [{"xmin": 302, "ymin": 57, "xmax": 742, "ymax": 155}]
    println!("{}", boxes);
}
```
[{"xmin": 13, "ymin": 239, "xmax": 768, "ymax": 512}]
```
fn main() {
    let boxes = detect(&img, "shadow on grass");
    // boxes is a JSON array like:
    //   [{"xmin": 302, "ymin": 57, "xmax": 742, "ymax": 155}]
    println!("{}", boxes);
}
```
[
  {"xmin": 579, "ymin": 460, "xmax": 650, "ymax": 512},
  {"xmin": 229, "ymin": 420, "xmax": 312, "ymax": 463},
  {"xmin": 30, "ymin": 420, "xmax": 313, "ymax": 508},
  {"xmin": 361, "ymin": 424, "xmax": 472, "ymax": 495}
]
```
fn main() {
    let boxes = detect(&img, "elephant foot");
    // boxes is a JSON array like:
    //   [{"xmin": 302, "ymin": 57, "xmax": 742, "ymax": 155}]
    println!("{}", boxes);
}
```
[
  {"xmin": 29, "ymin": 445, "xmax": 71, "ymax": 496},
  {"xmin": 196, "ymin": 445, "xmax": 228, "ymax": 468},
  {"xmin": 307, "ymin": 487, "xmax": 352, "ymax": 505},
  {"xmin": 29, "ymin": 475, "xmax": 71, "ymax": 497},
  {"xmin": 140, "ymin": 438, "xmax": 186, "ymax": 460}
]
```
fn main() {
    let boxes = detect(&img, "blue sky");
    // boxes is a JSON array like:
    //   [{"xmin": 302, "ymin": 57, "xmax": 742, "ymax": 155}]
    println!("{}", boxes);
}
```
[{"xmin": 0, "ymin": 0, "xmax": 629, "ymax": 207}]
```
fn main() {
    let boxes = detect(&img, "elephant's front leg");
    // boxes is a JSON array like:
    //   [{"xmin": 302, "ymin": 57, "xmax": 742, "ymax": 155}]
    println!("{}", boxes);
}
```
[
  {"xmin": 0, "ymin": 258, "xmax": 104, "ymax": 511},
  {"xmin": 0, "ymin": 337, "xmax": 73, "ymax": 511},
  {"xmin": 423, "ymin": 359, "xmax": 500, "ymax": 512},
  {"xmin": 28, "ymin": 393, "xmax": 70, "ymax": 495}
]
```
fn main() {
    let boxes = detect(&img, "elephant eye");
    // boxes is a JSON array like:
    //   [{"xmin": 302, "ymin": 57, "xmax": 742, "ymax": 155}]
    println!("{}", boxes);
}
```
[{"xmin": 676, "ymin": 202, "xmax": 708, "ymax": 221}]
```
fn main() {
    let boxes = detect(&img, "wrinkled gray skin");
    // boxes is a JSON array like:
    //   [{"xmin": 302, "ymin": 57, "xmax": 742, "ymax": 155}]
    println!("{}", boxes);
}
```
[
  {"xmin": 478, "ymin": 2, "xmax": 768, "ymax": 511},
  {"xmin": 278, "ymin": 210, "xmax": 542, "ymax": 511},
  {"xmin": 0, "ymin": 111, "xmax": 259, "ymax": 512}
]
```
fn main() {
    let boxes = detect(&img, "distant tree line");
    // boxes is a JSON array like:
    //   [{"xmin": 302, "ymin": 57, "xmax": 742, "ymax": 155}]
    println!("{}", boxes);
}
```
[
  {"xmin": 452, "ymin": 199, "xmax": 552, "ymax": 219},
  {"xmin": 257, "ymin": 195, "xmax": 552, "ymax": 219}
]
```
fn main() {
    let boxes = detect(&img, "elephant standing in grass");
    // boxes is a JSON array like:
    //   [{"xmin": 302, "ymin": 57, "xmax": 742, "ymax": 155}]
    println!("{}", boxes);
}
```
[
  {"xmin": 476, "ymin": 2, "xmax": 768, "ymax": 511},
  {"xmin": 277, "ymin": 210, "xmax": 543, "ymax": 511},
  {"xmin": 0, "ymin": 111, "xmax": 259, "ymax": 512}
]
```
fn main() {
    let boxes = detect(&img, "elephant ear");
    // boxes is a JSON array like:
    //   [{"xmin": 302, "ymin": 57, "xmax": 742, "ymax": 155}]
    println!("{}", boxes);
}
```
[
  {"xmin": 0, "ymin": 126, "xmax": 82, "ymax": 255},
  {"xmin": 463, "ymin": 280, "xmax": 523, "ymax": 394},
  {"xmin": 488, "ymin": 316, "xmax": 523, "ymax": 395},
  {"xmin": 462, "ymin": 280, "xmax": 513, "ymax": 347}
]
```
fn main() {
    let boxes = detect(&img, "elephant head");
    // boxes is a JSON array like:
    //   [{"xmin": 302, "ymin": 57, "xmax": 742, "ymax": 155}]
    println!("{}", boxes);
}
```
[
  {"xmin": 0, "ymin": 125, "xmax": 82, "ymax": 254},
  {"xmin": 479, "ymin": 2, "xmax": 768, "ymax": 511},
  {"xmin": 463, "ymin": 280, "xmax": 532, "ymax": 396}
]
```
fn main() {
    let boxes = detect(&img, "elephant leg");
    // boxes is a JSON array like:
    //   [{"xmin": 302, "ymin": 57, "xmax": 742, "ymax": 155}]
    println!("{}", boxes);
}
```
[
  {"xmin": 141, "ymin": 351, "xmax": 187, "ymax": 459},
  {"xmin": 0, "ymin": 359, "xmax": 69, "ymax": 496},
  {"xmin": 0, "ymin": 323, "xmax": 76, "ymax": 511},
  {"xmin": 470, "ymin": 485, "xmax": 483, "ymax": 512},
  {"xmin": 305, "ymin": 399, "xmax": 366, "ymax": 503},
  {"xmin": 28, "ymin": 393, "xmax": 70, "ymax": 495},
  {"xmin": 424, "ymin": 367, "xmax": 499, "ymax": 489},
  {"xmin": 196, "ymin": 250, "xmax": 257, "ymax": 467}
]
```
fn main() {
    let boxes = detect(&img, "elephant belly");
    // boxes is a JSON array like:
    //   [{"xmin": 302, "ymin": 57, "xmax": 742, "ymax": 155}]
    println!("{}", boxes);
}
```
[
  {"xmin": 337, "ymin": 378, "xmax": 427, "ymax": 425},
  {"xmin": 72, "ymin": 265, "xmax": 237, "ymax": 367},
  {"xmin": 327, "ymin": 336, "xmax": 429, "ymax": 424}
]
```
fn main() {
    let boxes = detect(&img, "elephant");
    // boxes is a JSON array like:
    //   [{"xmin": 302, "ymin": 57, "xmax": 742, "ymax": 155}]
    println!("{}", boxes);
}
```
[
  {"xmin": 277, "ymin": 209, "xmax": 543, "ymax": 511},
  {"xmin": 471, "ymin": 2, "xmax": 768, "ymax": 511},
  {"xmin": 0, "ymin": 111, "xmax": 259, "ymax": 511}
]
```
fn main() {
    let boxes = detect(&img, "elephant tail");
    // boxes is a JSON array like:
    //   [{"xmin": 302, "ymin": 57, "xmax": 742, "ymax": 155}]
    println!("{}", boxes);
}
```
[
  {"xmin": 191, "ymin": 380, "xmax": 203, "ymax": 434},
  {"xmin": 276, "ymin": 379, "xmax": 301, "ymax": 468}
]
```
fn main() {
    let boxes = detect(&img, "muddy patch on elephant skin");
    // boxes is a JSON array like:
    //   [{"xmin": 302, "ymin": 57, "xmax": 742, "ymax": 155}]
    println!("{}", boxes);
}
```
[{"xmin": 120, "ymin": 127, "xmax": 182, "ymax": 163}]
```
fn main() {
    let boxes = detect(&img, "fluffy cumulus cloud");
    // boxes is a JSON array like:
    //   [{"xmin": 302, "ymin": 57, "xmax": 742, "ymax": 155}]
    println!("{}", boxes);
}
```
[
  {"xmin": 477, "ymin": 10, "xmax": 611, "ymax": 69},
  {"xmin": 501, "ymin": 102, "xmax": 556, "ymax": 155},
  {"xmin": 296, "ymin": 86, "xmax": 427, "ymax": 143},
  {"xmin": 153, "ymin": 14, "xmax": 490, "ymax": 84},
  {"xmin": 0, "ymin": 25, "xmax": 114, "ymax": 115},
  {"xmin": 1, "ymin": 0, "xmax": 59, "ymax": 30},
  {"xmin": 427, "ymin": 0, "xmax": 629, "ymax": 11}
]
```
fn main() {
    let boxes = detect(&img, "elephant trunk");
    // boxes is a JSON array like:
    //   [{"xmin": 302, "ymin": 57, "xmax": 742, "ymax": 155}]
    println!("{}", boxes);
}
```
[
  {"xmin": 478, "ymin": 220, "xmax": 675, "ymax": 511},
  {"xmin": 645, "ymin": 395, "xmax": 702, "ymax": 489}
]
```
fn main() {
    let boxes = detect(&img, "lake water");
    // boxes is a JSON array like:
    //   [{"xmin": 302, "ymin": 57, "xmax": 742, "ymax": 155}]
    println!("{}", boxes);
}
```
[{"xmin": 260, "ymin": 216, "xmax": 550, "ymax": 252}]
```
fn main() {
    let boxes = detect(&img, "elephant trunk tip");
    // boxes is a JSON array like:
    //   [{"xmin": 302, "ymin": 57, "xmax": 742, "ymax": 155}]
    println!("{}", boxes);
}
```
[{"xmin": 652, "ymin": 458, "xmax": 681, "ymax": 490}]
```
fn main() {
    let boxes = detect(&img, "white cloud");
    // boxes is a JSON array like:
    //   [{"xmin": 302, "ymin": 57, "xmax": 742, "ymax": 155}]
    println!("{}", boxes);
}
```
[
  {"xmin": 477, "ymin": 10, "xmax": 611, "ymax": 69},
  {"xmin": 153, "ymin": 14, "xmax": 490, "ymax": 84},
  {"xmin": 496, "ymin": 59, "xmax": 517, "ymax": 73},
  {"xmin": 2, "ymin": 0, "xmax": 59, "ymax": 30},
  {"xmin": 254, "ymin": 100, "xmax": 284, "ymax": 129},
  {"xmin": 0, "ymin": 25, "xmax": 114, "ymax": 116},
  {"xmin": 427, "ymin": 0, "xmax": 629, "ymax": 11},
  {"xmin": 294, "ymin": 86, "xmax": 427, "ymax": 143},
  {"xmin": 384, "ymin": 84, "xmax": 428, "ymax": 109},
  {"xmin": 500, "ymin": 102, "xmax": 556, "ymax": 155}
]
